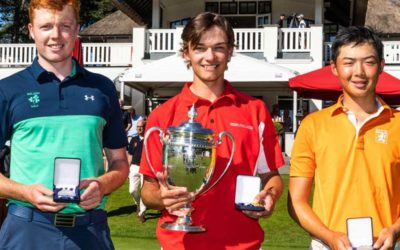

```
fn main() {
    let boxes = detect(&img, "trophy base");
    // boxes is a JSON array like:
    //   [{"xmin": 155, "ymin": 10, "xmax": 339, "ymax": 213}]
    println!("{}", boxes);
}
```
[{"xmin": 161, "ymin": 222, "xmax": 206, "ymax": 232}]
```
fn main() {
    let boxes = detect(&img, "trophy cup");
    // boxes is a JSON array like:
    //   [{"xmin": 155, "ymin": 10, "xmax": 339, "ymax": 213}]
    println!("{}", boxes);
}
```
[{"xmin": 144, "ymin": 104, "xmax": 235, "ymax": 232}]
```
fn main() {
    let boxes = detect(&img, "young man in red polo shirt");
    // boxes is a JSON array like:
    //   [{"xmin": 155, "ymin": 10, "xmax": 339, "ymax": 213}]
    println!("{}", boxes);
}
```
[{"xmin": 140, "ymin": 12, "xmax": 284, "ymax": 249}]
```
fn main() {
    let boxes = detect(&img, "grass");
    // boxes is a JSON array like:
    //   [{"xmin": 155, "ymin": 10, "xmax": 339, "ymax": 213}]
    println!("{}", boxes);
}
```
[{"xmin": 106, "ymin": 174, "xmax": 310, "ymax": 250}]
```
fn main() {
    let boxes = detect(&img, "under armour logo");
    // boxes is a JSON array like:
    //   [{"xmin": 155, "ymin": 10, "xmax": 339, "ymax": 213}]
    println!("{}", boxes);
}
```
[{"xmin": 84, "ymin": 95, "xmax": 95, "ymax": 101}]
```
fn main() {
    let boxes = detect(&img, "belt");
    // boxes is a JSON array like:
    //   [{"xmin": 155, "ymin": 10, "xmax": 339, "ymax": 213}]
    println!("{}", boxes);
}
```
[{"xmin": 8, "ymin": 204, "xmax": 107, "ymax": 227}]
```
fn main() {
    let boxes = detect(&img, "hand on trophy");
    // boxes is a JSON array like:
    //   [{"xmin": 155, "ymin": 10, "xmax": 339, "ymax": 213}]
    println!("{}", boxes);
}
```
[
  {"xmin": 242, "ymin": 189, "xmax": 276, "ymax": 219},
  {"xmin": 156, "ymin": 170, "xmax": 195, "ymax": 216}
]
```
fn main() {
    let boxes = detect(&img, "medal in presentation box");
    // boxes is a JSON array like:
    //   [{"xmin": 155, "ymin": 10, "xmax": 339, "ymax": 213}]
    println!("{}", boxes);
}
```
[
  {"xmin": 53, "ymin": 157, "xmax": 81, "ymax": 203},
  {"xmin": 347, "ymin": 217, "xmax": 373, "ymax": 250},
  {"xmin": 234, "ymin": 175, "xmax": 265, "ymax": 212}
]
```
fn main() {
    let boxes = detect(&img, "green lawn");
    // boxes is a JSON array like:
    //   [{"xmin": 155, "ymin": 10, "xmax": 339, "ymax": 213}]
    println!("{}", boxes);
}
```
[{"xmin": 106, "ymin": 174, "xmax": 310, "ymax": 250}]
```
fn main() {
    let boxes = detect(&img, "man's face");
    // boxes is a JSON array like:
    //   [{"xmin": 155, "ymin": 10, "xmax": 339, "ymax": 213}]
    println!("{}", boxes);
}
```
[
  {"xmin": 28, "ymin": 6, "xmax": 79, "ymax": 69},
  {"xmin": 183, "ymin": 26, "xmax": 233, "ymax": 86},
  {"xmin": 137, "ymin": 121, "xmax": 145, "ymax": 136},
  {"xmin": 331, "ymin": 42, "xmax": 384, "ymax": 100}
]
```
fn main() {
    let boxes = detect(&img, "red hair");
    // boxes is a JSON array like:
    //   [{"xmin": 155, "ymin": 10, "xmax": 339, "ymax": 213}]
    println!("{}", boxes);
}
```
[{"xmin": 29, "ymin": 0, "xmax": 80, "ymax": 23}]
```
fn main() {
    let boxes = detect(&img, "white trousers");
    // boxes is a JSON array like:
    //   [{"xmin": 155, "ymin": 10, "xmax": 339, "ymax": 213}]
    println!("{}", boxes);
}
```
[{"xmin": 128, "ymin": 164, "xmax": 146, "ymax": 216}]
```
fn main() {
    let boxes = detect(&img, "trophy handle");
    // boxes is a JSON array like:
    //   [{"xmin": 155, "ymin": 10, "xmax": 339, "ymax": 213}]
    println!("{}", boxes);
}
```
[
  {"xmin": 143, "ymin": 126, "xmax": 164, "ymax": 176},
  {"xmin": 199, "ymin": 131, "xmax": 235, "ymax": 195}
]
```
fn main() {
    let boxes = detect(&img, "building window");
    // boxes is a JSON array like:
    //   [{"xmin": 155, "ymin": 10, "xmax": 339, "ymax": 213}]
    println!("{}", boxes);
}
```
[
  {"xmin": 324, "ymin": 23, "xmax": 339, "ymax": 41},
  {"xmin": 239, "ymin": 2, "xmax": 256, "ymax": 14},
  {"xmin": 170, "ymin": 17, "xmax": 191, "ymax": 28},
  {"xmin": 258, "ymin": 1, "xmax": 271, "ymax": 14},
  {"xmin": 257, "ymin": 14, "xmax": 271, "ymax": 27},
  {"xmin": 181, "ymin": 17, "xmax": 191, "ymax": 26},
  {"xmin": 220, "ymin": 2, "xmax": 237, "ymax": 15},
  {"xmin": 205, "ymin": 2, "xmax": 219, "ymax": 13}
]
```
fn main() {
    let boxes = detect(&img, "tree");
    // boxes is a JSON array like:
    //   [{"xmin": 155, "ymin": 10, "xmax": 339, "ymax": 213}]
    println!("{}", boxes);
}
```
[
  {"xmin": 0, "ymin": 0, "xmax": 29, "ymax": 43},
  {"xmin": 0, "ymin": 0, "xmax": 116, "ymax": 43},
  {"xmin": 80, "ymin": 0, "xmax": 116, "ymax": 29}
]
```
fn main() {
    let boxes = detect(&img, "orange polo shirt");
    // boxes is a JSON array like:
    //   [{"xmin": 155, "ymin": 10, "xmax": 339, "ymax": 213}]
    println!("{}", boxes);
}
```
[
  {"xmin": 290, "ymin": 97, "xmax": 400, "ymax": 238},
  {"xmin": 141, "ymin": 81, "xmax": 284, "ymax": 250}
]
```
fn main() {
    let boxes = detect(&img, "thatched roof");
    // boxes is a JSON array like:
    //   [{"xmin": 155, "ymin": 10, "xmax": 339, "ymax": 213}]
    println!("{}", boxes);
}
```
[
  {"xmin": 80, "ymin": 10, "xmax": 142, "ymax": 37},
  {"xmin": 365, "ymin": 0, "xmax": 400, "ymax": 35},
  {"xmin": 111, "ymin": 0, "xmax": 150, "ymax": 26}
]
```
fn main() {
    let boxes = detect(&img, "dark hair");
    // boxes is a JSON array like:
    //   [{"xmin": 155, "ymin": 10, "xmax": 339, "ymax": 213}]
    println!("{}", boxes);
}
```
[
  {"xmin": 331, "ymin": 26, "xmax": 383, "ymax": 63},
  {"xmin": 180, "ymin": 12, "xmax": 235, "ymax": 54}
]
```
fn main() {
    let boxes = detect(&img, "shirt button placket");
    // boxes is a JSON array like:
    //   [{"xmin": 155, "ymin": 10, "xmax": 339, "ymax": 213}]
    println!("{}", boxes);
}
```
[{"xmin": 60, "ymin": 84, "xmax": 67, "ymax": 109}]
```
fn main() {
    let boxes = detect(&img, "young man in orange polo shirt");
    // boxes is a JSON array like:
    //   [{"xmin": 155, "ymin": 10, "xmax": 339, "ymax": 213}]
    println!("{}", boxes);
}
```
[
  {"xmin": 140, "ymin": 12, "xmax": 284, "ymax": 249},
  {"xmin": 289, "ymin": 26, "xmax": 400, "ymax": 250}
]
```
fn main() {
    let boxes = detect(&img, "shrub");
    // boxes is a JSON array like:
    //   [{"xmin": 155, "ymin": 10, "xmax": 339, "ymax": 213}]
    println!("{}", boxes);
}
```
[{"xmin": 274, "ymin": 122, "xmax": 284, "ymax": 135}]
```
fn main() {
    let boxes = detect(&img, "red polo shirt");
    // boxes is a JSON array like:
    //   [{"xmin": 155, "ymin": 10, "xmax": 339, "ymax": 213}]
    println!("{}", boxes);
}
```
[{"xmin": 140, "ymin": 81, "xmax": 284, "ymax": 250}]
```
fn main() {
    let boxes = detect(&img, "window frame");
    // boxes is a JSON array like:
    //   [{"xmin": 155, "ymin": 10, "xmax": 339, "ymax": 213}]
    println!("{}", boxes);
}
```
[{"xmin": 220, "ymin": 2, "xmax": 238, "ymax": 15}]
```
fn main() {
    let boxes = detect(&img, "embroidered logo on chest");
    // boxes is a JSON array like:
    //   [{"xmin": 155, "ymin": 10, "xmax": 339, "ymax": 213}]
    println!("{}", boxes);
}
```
[
  {"xmin": 27, "ymin": 92, "xmax": 41, "ymax": 108},
  {"xmin": 375, "ymin": 129, "xmax": 388, "ymax": 144}
]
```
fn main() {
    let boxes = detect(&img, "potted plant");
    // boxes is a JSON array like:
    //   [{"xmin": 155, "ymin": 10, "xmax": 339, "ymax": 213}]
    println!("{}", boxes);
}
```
[
  {"xmin": 274, "ymin": 122, "xmax": 284, "ymax": 149},
  {"xmin": 274, "ymin": 122, "xmax": 284, "ymax": 135}
]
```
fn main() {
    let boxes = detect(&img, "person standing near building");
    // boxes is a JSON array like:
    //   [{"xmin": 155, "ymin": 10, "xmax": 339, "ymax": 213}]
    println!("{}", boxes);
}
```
[
  {"xmin": 120, "ymin": 99, "xmax": 132, "ymax": 134},
  {"xmin": 297, "ymin": 13, "xmax": 307, "ymax": 28},
  {"xmin": 140, "ymin": 12, "xmax": 284, "ymax": 249},
  {"xmin": 288, "ymin": 26, "xmax": 400, "ymax": 250},
  {"xmin": 127, "ymin": 107, "xmax": 143, "ymax": 141},
  {"xmin": 288, "ymin": 12, "xmax": 299, "ymax": 28},
  {"xmin": 128, "ymin": 119, "xmax": 147, "ymax": 223},
  {"xmin": 0, "ymin": 0, "xmax": 129, "ymax": 249},
  {"xmin": 277, "ymin": 14, "xmax": 286, "ymax": 28}
]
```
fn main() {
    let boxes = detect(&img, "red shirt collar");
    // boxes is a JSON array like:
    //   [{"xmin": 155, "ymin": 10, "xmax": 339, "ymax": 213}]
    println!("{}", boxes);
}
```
[{"xmin": 180, "ymin": 80, "xmax": 238, "ymax": 107}]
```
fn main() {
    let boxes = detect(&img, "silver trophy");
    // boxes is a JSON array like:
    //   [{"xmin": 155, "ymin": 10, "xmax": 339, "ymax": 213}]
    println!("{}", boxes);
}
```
[{"xmin": 144, "ymin": 104, "xmax": 235, "ymax": 232}]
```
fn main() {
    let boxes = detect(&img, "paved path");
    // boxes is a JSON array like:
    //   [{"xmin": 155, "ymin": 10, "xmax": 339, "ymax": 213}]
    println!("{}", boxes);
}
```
[{"xmin": 278, "ymin": 154, "xmax": 290, "ymax": 174}]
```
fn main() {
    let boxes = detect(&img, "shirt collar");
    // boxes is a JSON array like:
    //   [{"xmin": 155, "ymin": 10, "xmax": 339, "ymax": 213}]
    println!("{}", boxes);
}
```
[
  {"xmin": 179, "ymin": 80, "xmax": 238, "ymax": 108},
  {"xmin": 28, "ymin": 57, "xmax": 85, "ymax": 83},
  {"xmin": 330, "ymin": 94, "xmax": 393, "ymax": 116}
]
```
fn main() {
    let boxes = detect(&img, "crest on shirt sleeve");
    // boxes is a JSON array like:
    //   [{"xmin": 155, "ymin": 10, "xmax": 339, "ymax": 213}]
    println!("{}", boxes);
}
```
[{"xmin": 375, "ymin": 129, "xmax": 388, "ymax": 144}]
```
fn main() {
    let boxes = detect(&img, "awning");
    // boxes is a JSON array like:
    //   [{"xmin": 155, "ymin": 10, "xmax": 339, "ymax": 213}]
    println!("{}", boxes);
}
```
[
  {"xmin": 120, "ymin": 53, "xmax": 297, "ymax": 92},
  {"xmin": 289, "ymin": 65, "xmax": 400, "ymax": 105}
]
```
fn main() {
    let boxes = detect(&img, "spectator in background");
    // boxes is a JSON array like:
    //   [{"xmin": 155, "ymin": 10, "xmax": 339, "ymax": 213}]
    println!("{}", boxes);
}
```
[
  {"xmin": 127, "ymin": 107, "xmax": 143, "ymax": 142},
  {"xmin": 128, "ymin": 119, "xmax": 146, "ymax": 223},
  {"xmin": 288, "ymin": 12, "xmax": 299, "ymax": 28},
  {"xmin": 271, "ymin": 104, "xmax": 282, "ymax": 123},
  {"xmin": 119, "ymin": 99, "xmax": 132, "ymax": 133},
  {"xmin": 297, "ymin": 14, "xmax": 307, "ymax": 28},
  {"xmin": 283, "ymin": 108, "xmax": 292, "ymax": 132},
  {"xmin": 277, "ymin": 14, "xmax": 286, "ymax": 28}
]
